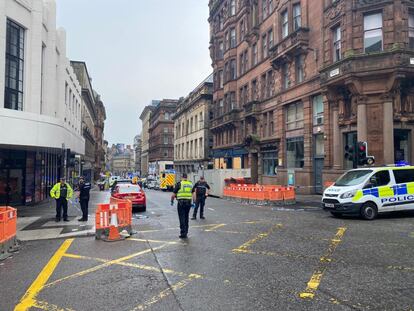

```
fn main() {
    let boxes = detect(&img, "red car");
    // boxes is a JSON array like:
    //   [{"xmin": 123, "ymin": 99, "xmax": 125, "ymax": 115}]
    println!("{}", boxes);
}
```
[{"xmin": 112, "ymin": 184, "xmax": 146, "ymax": 212}]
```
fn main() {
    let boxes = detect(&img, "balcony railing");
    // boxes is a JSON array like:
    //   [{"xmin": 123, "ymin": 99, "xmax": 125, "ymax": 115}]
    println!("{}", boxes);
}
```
[{"xmin": 270, "ymin": 27, "xmax": 310, "ymax": 68}]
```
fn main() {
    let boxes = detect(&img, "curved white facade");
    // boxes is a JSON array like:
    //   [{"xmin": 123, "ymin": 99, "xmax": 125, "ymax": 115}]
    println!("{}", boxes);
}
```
[{"xmin": 0, "ymin": 0, "xmax": 84, "ymax": 154}]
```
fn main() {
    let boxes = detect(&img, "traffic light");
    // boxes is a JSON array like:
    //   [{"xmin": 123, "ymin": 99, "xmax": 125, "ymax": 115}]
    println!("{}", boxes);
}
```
[
  {"xmin": 357, "ymin": 141, "xmax": 375, "ymax": 166},
  {"xmin": 344, "ymin": 144, "xmax": 355, "ymax": 162}
]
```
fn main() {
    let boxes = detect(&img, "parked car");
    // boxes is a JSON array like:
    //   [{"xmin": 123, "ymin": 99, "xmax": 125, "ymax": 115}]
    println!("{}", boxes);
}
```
[
  {"xmin": 112, "ymin": 184, "xmax": 146, "ymax": 212},
  {"xmin": 147, "ymin": 180, "xmax": 157, "ymax": 189}
]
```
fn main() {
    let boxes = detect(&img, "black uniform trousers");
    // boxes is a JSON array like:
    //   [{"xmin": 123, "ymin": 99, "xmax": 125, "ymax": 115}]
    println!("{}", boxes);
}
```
[
  {"xmin": 56, "ymin": 198, "xmax": 68, "ymax": 220},
  {"xmin": 177, "ymin": 199, "xmax": 192, "ymax": 236},
  {"xmin": 80, "ymin": 199, "xmax": 89, "ymax": 220},
  {"xmin": 193, "ymin": 196, "xmax": 206, "ymax": 218}
]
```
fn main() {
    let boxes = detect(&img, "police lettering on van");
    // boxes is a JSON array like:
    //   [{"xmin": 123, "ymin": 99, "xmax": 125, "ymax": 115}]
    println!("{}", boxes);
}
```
[{"xmin": 322, "ymin": 165, "xmax": 414, "ymax": 220}]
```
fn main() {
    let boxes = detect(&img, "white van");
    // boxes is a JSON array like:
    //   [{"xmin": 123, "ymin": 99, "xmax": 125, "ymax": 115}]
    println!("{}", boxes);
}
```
[{"xmin": 322, "ymin": 165, "xmax": 414, "ymax": 220}]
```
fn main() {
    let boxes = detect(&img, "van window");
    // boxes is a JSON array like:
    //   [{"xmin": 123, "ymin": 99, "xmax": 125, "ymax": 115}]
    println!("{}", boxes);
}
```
[
  {"xmin": 335, "ymin": 170, "xmax": 372, "ymax": 186},
  {"xmin": 393, "ymin": 169, "xmax": 414, "ymax": 184},
  {"xmin": 369, "ymin": 170, "xmax": 390, "ymax": 187}
]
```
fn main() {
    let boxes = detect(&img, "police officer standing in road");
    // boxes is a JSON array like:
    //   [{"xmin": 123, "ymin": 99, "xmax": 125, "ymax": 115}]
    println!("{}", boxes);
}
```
[
  {"xmin": 78, "ymin": 176, "xmax": 91, "ymax": 222},
  {"xmin": 171, "ymin": 173, "xmax": 193, "ymax": 239},
  {"xmin": 191, "ymin": 176, "xmax": 210, "ymax": 220},
  {"xmin": 50, "ymin": 178, "xmax": 73, "ymax": 222}
]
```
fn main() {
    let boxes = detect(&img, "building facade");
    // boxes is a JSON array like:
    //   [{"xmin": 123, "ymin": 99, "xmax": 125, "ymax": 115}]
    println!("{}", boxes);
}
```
[
  {"xmin": 173, "ymin": 75, "xmax": 214, "ymax": 174},
  {"xmin": 139, "ymin": 104, "xmax": 155, "ymax": 177},
  {"xmin": 209, "ymin": 0, "xmax": 414, "ymax": 193},
  {"xmin": 133, "ymin": 134, "xmax": 142, "ymax": 175},
  {"xmin": 94, "ymin": 93, "xmax": 106, "ymax": 180},
  {"xmin": 148, "ymin": 99, "xmax": 178, "ymax": 175},
  {"xmin": 0, "ymin": 0, "xmax": 85, "ymax": 205},
  {"xmin": 71, "ymin": 61, "xmax": 97, "ymax": 182}
]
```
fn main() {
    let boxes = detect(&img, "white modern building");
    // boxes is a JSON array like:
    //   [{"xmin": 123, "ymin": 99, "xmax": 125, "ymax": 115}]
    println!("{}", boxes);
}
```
[{"xmin": 0, "ymin": 0, "xmax": 85, "ymax": 205}]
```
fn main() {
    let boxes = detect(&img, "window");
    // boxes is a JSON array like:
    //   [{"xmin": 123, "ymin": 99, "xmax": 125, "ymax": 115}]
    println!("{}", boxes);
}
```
[
  {"xmin": 282, "ymin": 63, "xmax": 289, "ymax": 90},
  {"xmin": 164, "ymin": 128, "xmax": 168, "ymax": 133},
  {"xmin": 230, "ymin": 92, "xmax": 236, "ymax": 110},
  {"xmin": 240, "ymin": 20, "xmax": 245, "ymax": 41},
  {"xmin": 163, "ymin": 136, "xmax": 168, "ymax": 144},
  {"xmin": 164, "ymin": 112, "xmax": 170, "ymax": 120},
  {"xmin": 314, "ymin": 134, "xmax": 324, "ymax": 156},
  {"xmin": 370, "ymin": 171, "xmax": 390, "ymax": 187},
  {"xmin": 219, "ymin": 99, "xmax": 224, "ymax": 115},
  {"xmin": 293, "ymin": 3, "xmax": 301, "ymax": 31},
  {"xmin": 230, "ymin": 0, "xmax": 236, "ymax": 16},
  {"xmin": 230, "ymin": 59, "xmax": 237, "ymax": 80},
  {"xmin": 286, "ymin": 137, "xmax": 304, "ymax": 168},
  {"xmin": 394, "ymin": 129, "xmax": 411, "ymax": 162},
  {"xmin": 240, "ymin": 53, "xmax": 244, "ymax": 76},
  {"xmin": 282, "ymin": 10, "xmax": 289, "ymax": 38},
  {"xmin": 5, "ymin": 19, "xmax": 25, "ymax": 111},
  {"xmin": 269, "ymin": 0, "xmax": 274, "ymax": 12},
  {"xmin": 295, "ymin": 55, "xmax": 304, "ymax": 83},
  {"xmin": 261, "ymin": 74, "xmax": 266, "ymax": 100},
  {"xmin": 219, "ymin": 70, "xmax": 224, "ymax": 88},
  {"xmin": 252, "ymin": 79, "xmax": 258, "ymax": 101},
  {"xmin": 263, "ymin": 152, "xmax": 278, "ymax": 176},
  {"xmin": 243, "ymin": 50, "xmax": 248, "ymax": 73},
  {"xmin": 313, "ymin": 95, "xmax": 324, "ymax": 125},
  {"xmin": 262, "ymin": 0, "xmax": 268, "ymax": 19},
  {"xmin": 252, "ymin": 43, "xmax": 258, "ymax": 66},
  {"xmin": 393, "ymin": 169, "xmax": 414, "ymax": 184},
  {"xmin": 333, "ymin": 26, "xmax": 341, "ymax": 61},
  {"xmin": 286, "ymin": 102, "xmax": 303, "ymax": 130},
  {"xmin": 268, "ymin": 29, "xmax": 274, "ymax": 50},
  {"xmin": 218, "ymin": 41, "xmax": 224, "ymax": 59},
  {"xmin": 364, "ymin": 13, "xmax": 383, "ymax": 53},
  {"xmin": 409, "ymin": 13, "xmax": 414, "ymax": 49},
  {"xmin": 262, "ymin": 34, "xmax": 268, "ymax": 59},
  {"xmin": 230, "ymin": 28, "xmax": 236, "ymax": 48}
]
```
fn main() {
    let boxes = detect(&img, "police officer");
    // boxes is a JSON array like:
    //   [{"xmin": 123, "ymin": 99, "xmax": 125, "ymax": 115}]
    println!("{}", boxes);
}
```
[
  {"xmin": 191, "ymin": 176, "xmax": 210, "ymax": 220},
  {"xmin": 50, "ymin": 178, "xmax": 73, "ymax": 222},
  {"xmin": 171, "ymin": 173, "xmax": 193, "ymax": 239},
  {"xmin": 78, "ymin": 176, "xmax": 91, "ymax": 222}
]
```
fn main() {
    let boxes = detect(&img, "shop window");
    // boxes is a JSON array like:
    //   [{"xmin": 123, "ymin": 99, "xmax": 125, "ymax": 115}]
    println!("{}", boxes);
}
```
[
  {"xmin": 263, "ymin": 152, "xmax": 278, "ymax": 176},
  {"xmin": 394, "ymin": 129, "xmax": 411, "ymax": 163},
  {"xmin": 286, "ymin": 137, "xmax": 304, "ymax": 168}
]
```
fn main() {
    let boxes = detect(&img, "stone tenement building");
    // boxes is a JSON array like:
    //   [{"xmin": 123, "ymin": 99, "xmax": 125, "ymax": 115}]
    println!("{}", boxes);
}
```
[
  {"xmin": 148, "ymin": 99, "xmax": 178, "ymax": 175},
  {"xmin": 173, "ymin": 74, "xmax": 214, "ymax": 174},
  {"xmin": 209, "ymin": 0, "xmax": 414, "ymax": 193}
]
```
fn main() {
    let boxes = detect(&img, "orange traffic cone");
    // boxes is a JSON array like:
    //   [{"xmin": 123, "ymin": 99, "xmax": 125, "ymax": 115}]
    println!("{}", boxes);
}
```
[{"xmin": 104, "ymin": 212, "xmax": 124, "ymax": 242}]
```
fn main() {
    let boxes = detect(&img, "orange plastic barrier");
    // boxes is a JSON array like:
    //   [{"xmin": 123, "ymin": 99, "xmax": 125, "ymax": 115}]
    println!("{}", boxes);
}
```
[
  {"xmin": 95, "ymin": 199, "xmax": 132, "ymax": 240},
  {"xmin": 282, "ymin": 187, "xmax": 296, "ymax": 203},
  {"xmin": 324, "ymin": 181, "xmax": 335, "ymax": 188},
  {"xmin": 268, "ymin": 188, "xmax": 283, "ymax": 205},
  {"xmin": 0, "ymin": 207, "xmax": 17, "ymax": 243}
]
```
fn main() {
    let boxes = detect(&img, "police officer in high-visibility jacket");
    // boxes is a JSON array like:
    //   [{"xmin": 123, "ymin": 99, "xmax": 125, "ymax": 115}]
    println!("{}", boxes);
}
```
[
  {"xmin": 171, "ymin": 173, "xmax": 193, "ymax": 239},
  {"xmin": 50, "ymin": 177, "xmax": 73, "ymax": 222}
]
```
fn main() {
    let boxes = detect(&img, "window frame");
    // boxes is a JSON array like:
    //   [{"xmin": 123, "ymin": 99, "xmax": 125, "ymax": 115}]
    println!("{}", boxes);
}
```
[
  {"xmin": 286, "ymin": 102, "xmax": 304, "ymax": 130},
  {"xmin": 286, "ymin": 137, "xmax": 304, "ymax": 168},
  {"xmin": 293, "ymin": 3, "xmax": 301, "ymax": 31},
  {"xmin": 282, "ymin": 10, "xmax": 289, "ymax": 38},
  {"xmin": 333, "ymin": 25, "xmax": 341, "ymax": 62},
  {"xmin": 363, "ymin": 12, "xmax": 383, "ymax": 53}
]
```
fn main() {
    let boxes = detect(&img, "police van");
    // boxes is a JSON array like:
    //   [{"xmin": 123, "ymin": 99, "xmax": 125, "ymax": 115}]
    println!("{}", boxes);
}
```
[{"xmin": 322, "ymin": 164, "xmax": 414, "ymax": 220}]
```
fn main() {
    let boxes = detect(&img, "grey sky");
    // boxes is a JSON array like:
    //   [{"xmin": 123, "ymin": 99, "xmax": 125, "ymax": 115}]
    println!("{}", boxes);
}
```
[{"xmin": 56, "ymin": 0, "xmax": 212, "ymax": 146}]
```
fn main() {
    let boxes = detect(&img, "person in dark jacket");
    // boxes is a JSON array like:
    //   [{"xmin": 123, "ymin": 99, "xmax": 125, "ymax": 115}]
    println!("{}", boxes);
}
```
[
  {"xmin": 171, "ymin": 173, "xmax": 194, "ymax": 239},
  {"xmin": 78, "ymin": 176, "xmax": 91, "ymax": 221},
  {"xmin": 191, "ymin": 176, "xmax": 210, "ymax": 220}
]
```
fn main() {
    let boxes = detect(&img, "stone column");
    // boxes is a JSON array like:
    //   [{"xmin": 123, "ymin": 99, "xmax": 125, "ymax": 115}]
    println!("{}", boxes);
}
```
[
  {"xmin": 383, "ymin": 100, "xmax": 394, "ymax": 164},
  {"xmin": 357, "ymin": 97, "xmax": 367, "ymax": 142},
  {"xmin": 332, "ymin": 104, "xmax": 341, "ymax": 169}
]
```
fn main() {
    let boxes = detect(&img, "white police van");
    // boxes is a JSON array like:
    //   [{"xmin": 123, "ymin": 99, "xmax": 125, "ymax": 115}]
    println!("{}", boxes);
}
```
[{"xmin": 322, "ymin": 164, "xmax": 414, "ymax": 220}]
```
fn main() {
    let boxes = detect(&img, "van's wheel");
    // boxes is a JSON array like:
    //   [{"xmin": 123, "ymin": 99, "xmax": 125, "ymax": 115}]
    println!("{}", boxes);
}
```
[
  {"xmin": 330, "ymin": 212, "xmax": 343, "ymax": 218},
  {"xmin": 360, "ymin": 202, "xmax": 378, "ymax": 220}
]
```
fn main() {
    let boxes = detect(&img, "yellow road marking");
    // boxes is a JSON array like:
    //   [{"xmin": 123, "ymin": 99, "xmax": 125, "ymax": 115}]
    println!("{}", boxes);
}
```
[
  {"xmin": 232, "ymin": 224, "xmax": 283, "ymax": 253},
  {"xmin": 63, "ymin": 253, "xmax": 200, "ymax": 278},
  {"xmin": 130, "ymin": 274, "xmax": 202, "ymax": 311},
  {"xmin": 14, "ymin": 239, "xmax": 74, "ymax": 311},
  {"xmin": 33, "ymin": 300, "xmax": 76, "ymax": 311},
  {"xmin": 128, "ymin": 238, "xmax": 179, "ymax": 245},
  {"xmin": 205, "ymin": 224, "xmax": 226, "ymax": 232},
  {"xmin": 299, "ymin": 227, "xmax": 347, "ymax": 299},
  {"xmin": 387, "ymin": 265, "xmax": 414, "ymax": 272},
  {"xmin": 44, "ymin": 245, "xmax": 167, "ymax": 289},
  {"xmin": 232, "ymin": 248, "xmax": 314, "ymax": 260}
]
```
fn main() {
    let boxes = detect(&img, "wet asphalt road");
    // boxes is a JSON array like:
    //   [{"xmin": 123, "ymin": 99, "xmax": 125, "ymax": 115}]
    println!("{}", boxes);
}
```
[{"xmin": 1, "ymin": 189, "xmax": 414, "ymax": 311}]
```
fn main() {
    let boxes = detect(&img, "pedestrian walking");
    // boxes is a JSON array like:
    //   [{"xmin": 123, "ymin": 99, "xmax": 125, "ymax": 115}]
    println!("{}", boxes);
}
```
[
  {"xmin": 171, "ymin": 173, "xmax": 193, "ymax": 239},
  {"xmin": 78, "ymin": 176, "xmax": 91, "ymax": 222},
  {"xmin": 191, "ymin": 176, "xmax": 210, "ymax": 220},
  {"xmin": 50, "ymin": 178, "xmax": 73, "ymax": 222}
]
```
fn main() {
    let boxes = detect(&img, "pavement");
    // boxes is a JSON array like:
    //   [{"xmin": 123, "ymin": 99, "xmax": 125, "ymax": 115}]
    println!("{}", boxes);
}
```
[{"xmin": 1, "ymin": 189, "xmax": 413, "ymax": 310}]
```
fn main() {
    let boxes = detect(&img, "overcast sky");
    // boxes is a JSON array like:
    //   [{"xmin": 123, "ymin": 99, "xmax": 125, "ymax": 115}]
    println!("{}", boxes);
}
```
[{"xmin": 56, "ymin": 0, "xmax": 212, "ymax": 146}]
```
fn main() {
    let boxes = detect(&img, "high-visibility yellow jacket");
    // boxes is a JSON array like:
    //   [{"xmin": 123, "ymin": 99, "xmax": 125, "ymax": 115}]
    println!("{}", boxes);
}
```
[
  {"xmin": 50, "ymin": 182, "xmax": 73, "ymax": 200},
  {"xmin": 177, "ymin": 180, "xmax": 193, "ymax": 200}
]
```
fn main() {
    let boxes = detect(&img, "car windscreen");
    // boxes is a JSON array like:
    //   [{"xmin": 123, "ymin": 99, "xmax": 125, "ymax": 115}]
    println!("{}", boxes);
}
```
[
  {"xmin": 334, "ymin": 170, "xmax": 373, "ymax": 187},
  {"xmin": 118, "ymin": 186, "xmax": 141, "ymax": 193}
]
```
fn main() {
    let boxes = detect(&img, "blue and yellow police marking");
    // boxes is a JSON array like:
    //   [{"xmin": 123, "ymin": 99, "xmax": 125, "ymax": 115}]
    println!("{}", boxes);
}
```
[
  {"xmin": 354, "ymin": 182, "xmax": 414, "ymax": 203},
  {"xmin": 299, "ymin": 227, "xmax": 347, "ymax": 299}
]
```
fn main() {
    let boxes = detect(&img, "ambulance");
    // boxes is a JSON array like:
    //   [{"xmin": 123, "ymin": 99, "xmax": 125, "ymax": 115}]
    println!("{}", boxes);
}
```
[
  {"xmin": 159, "ymin": 170, "xmax": 175, "ymax": 191},
  {"xmin": 322, "ymin": 164, "xmax": 414, "ymax": 220}
]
